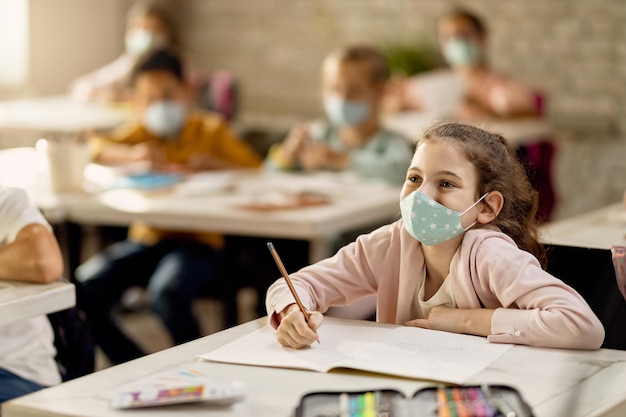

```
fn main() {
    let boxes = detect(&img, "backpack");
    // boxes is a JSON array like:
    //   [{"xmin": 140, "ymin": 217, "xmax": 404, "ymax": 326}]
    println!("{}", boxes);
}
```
[{"xmin": 47, "ymin": 307, "xmax": 96, "ymax": 381}]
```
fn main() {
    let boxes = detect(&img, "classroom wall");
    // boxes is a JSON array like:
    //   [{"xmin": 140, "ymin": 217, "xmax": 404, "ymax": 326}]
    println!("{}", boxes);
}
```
[
  {"xmin": 182, "ymin": 0, "xmax": 626, "ymax": 219},
  {"xmin": 28, "ymin": 0, "xmax": 129, "ymax": 97},
  {"xmin": 15, "ymin": 0, "xmax": 626, "ymax": 219}
]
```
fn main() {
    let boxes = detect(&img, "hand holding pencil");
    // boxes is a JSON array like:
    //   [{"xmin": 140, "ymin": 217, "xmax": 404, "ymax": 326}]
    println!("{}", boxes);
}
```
[{"xmin": 268, "ymin": 242, "xmax": 323, "ymax": 348}]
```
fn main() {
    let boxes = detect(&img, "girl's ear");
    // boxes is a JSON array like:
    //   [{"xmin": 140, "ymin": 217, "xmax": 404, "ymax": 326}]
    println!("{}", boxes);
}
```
[{"xmin": 476, "ymin": 191, "xmax": 503, "ymax": 224}]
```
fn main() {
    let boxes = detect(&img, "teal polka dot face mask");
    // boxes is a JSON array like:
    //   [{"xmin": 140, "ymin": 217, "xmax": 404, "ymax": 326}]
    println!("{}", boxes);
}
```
[{"xmin": 400, "ymin": 190, "xmax": 488, "ymax": 245}]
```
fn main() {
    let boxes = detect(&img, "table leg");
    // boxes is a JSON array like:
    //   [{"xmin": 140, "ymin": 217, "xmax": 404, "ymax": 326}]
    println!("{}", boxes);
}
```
[{"xmin": 309, "ymin": 237, "xmax": 332, "ymax": 263}]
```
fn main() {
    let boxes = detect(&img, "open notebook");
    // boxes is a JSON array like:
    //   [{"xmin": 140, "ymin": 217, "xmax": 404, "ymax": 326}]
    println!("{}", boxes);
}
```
[{"xmin": 198, "ymin": 318, "xmax": 512, "ymax": 385}]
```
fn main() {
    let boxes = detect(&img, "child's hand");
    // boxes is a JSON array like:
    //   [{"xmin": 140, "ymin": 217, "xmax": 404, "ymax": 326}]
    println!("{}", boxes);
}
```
[
  {"xmin": 299, "ymin": 144, "xmax": 349, "ymax": 171},
  {"xmin": 276, "ymin": 304, "xmax": 323, "ymax": 348},
  {"xmin": 281, "ymin": 125, "xmax": 312, "ymax": 164},
  {"xmin": 186, "ymin": 154, "xmax": 233, "ymax": 172}
]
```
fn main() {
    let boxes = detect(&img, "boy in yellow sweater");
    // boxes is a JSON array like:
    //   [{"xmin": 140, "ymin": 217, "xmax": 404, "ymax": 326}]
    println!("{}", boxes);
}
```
[{"xmin": 76, "ymin": 48, "xmax": 261, "ymax": 364}]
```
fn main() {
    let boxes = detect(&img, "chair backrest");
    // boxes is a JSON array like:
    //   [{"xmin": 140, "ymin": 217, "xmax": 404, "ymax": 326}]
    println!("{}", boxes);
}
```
[
  {"xmin": 197, "ymin": 70, "xmax": 239, "ymax": 121},
  {"xmin": 546, "ymin": 244, "xmax": 626, "ymax": 350},
  {"xmin": 48, "ymin": 307, "xmax": 95, "ymax": 381}
]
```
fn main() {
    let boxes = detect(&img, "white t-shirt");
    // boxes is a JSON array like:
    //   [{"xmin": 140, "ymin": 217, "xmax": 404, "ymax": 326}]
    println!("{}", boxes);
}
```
[
  {"xmin": 0, "ymin": 186, "xmax": 61, "ymax": 387},
  {"xmin": 410, "ymin": 267, "xmax": 457, "ymax": 320}
]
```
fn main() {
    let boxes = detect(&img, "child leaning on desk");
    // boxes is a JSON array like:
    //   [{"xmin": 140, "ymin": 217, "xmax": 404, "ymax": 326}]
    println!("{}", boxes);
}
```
[
  {"xmin": 265, "ymin": 44, "xmax": 413, "ymax": 186},
  {"xmin": 76, "ymin": 48, "xmax": 261, "ymax": 365},
  {"xmin": 266, "ymin": 123, "xmax": 605, "ymax": 350}
]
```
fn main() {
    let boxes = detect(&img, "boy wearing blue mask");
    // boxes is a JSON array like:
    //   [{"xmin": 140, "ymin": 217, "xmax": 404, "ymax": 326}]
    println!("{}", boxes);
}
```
[
  {"xmin": 76, "ymin": 48, "xmax": 261, "ymax": 365},
  {"xmin": 266, "ymin": 45, "xmax": 413, "ymax": 186}
]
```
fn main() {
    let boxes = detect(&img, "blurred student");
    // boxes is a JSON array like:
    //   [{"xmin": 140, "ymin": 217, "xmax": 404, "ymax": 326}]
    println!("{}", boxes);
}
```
[
  {"xmin": 0, "ymin": 187, "xmax": 64, "ymax": 404},
  {"xmin": 75, "ymin": 48, "xmax": 261, "ymax": 365},
  {"xmin": 385, "ymin": 9, "xmax": 556, "ymax": 220},
  {"xmin": 385, "ymin": 9, "xmax": 539, "ymax": 120},
  {"xmin": 266, "ymin": 45, "xmax": 413, "ymax": 186},
  {"xmin": 68, "ymin": 0, "xmax": 236, "ymax": 118}
]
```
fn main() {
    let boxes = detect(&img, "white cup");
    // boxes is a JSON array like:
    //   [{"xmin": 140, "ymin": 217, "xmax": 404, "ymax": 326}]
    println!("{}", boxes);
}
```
[{"xmin": 37, "ymin": 139, "xmax": 90, "ymax": 193}]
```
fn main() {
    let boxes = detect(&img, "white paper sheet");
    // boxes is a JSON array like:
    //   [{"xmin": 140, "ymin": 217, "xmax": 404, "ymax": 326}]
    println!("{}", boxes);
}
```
[{"xmin": 198, "ymin": 318, "xmax": 512, "ymax": 384}]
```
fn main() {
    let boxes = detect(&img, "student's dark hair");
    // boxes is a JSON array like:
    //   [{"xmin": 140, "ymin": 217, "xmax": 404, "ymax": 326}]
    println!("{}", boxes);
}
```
[
  {"xmin": 323, "ymin": 45, "xmax": 390, "ymax": 84},
  {"xmin": 126, "ymin": 0, "xmax": 180, "ymax": 47},
  {"xmin": 418, "ymin": 123, "xmax": 547, "ymax": 268},
  {"xmin": 130, "ymin": 48, "xmax": 184, "ymax": 86},
  {"xmin": 444, "ymin": 8, "xmax": 487, "ymax": 37}
]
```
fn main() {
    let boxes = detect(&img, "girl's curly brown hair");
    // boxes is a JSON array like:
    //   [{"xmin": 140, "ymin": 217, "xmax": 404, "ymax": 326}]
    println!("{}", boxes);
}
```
[{"xmin": 419, "ymin": 123, "xmax": 547, "ymax": 268}]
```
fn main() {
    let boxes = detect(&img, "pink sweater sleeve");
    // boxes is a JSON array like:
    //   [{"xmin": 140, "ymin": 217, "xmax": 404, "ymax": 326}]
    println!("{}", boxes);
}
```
[
  {"xmin": 470, "ymin": 233, "xmax": 604, "ymax": 349},
  {"xmin": 265, "ymin": 223, "xmax": 400, "ymax": 328}
]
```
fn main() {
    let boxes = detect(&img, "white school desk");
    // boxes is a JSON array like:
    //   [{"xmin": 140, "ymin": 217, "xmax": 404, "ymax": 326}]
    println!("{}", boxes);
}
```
[
  {"xmin": 50, "ymin": 171, "xmax": 400, "ymax": 262},
  {"xmin": 0, "ymin": 146, "xmax": 402, "ymax": 263},
  {"xmin": 0, "ymin": 95, "xmax": 131, "ymax": 134},
  {"xmin": 0, "ymin": 279, "xmax": 75, "ymax": 327},
  {"xmin": 383, "ymin": 112, "xmax": 553, "ymax": 146},
  {"xmin": 4, "ymin": 317, "xmax": 626, "ymax": 417},
  {"xmin": 539, "ymin": 203, "xmax": 626, "ymax": 250}
]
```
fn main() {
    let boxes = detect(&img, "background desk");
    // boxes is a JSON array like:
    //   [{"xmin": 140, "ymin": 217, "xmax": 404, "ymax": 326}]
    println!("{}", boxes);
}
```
[
  {"xmin": 383, "ymin": 112, "xmax": 553, "ymax": 146},
  {"xmin": 0, "ymin": 95, "xmax": 131, "ymax": 134},
  {"xmin": 539, "ymin": 203, "xmax": 626, "ymax": 250},
  {"xmin": 540, "ymin": 203, "xmax": 626, "ymax": 350},
  {"xmin": 0, "ymin": 279, "xmax": 75, "ymax": 327},
  {"xmin": 4, "ymin": 317, "xmax": 626, "ymax": 417}
]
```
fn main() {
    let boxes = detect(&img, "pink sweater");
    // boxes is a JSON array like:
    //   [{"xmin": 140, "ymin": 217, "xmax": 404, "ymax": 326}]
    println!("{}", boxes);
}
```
[{"xmin": 266, "ymin": 221, "xmax": 605, "ymax": 350}]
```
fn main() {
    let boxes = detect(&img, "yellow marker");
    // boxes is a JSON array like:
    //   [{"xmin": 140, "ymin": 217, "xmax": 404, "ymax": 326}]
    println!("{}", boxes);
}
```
[{"xmin": 363, "ymin": 392, "xmax": 376, "ymax": 417}]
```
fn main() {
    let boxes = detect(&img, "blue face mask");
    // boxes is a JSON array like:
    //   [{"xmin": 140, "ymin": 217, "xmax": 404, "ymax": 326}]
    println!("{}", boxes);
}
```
[
  {"xmin": 324, "ymin": 95, "xmax": 371, "ymax": 127},
  {"xmin": 400, "ymin": 190, "xmax": 488, "ymax": 246},
  {"xmin": 143, "ymin": 100, "xmax": 187, "ymax": 138},
  {"xmin": 442, "ymin": 38, "xmax": 482, "ymax": 68}
]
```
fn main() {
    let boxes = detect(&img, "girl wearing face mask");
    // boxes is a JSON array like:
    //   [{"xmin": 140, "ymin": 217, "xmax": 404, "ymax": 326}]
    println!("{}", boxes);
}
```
[
  {"xmin": 265, "ymin": 45, "xmax": 413, "ymax": 186},
  {"xmin": 384, "ymin": 9, "xmax": 538, "ymax": 120},
  {"xmin": 68, "ymin": 0, "xmax": 209, "ymax": 106},
  {"xmin": 265, "ymin": 123, "xmax": 604, "ymax": 351}
]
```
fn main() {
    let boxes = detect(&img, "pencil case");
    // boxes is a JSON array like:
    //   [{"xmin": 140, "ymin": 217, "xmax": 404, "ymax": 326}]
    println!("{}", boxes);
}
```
[{"xmin": 295, "ymin": 385, "xmax": 534, "ymax": 417}]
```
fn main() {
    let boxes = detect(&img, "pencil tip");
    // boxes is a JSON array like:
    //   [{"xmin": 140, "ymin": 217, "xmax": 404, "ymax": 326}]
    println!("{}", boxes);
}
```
[{"xmin": 267, "ymin": 242, "xmax": 274, "ymax": 250}]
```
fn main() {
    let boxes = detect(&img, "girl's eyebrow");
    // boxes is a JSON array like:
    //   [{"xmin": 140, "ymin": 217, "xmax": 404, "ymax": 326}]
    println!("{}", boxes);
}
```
[
  {"xmin": 437, "ymin": 170, "xmax": 463, "ymax": 181},
  {"xmin": 407, "ymin": 167, "xmax": 463, "ymax": 181}
]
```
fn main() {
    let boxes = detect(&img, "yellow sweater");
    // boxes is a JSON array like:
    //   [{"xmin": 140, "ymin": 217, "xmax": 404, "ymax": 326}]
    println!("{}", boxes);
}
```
[{"xmin": 93, "ymin": 111, "xmax": 262, "ymax": 249}]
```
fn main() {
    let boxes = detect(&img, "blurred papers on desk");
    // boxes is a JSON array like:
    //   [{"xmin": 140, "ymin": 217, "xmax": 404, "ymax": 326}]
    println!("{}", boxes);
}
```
[{"xmin": 84, "ymin": 163, "xmax": 237, "ymax": 196}]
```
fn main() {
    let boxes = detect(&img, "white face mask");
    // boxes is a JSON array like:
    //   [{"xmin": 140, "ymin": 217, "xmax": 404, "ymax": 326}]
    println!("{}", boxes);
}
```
[
  {"xmin": 125, "ymin": 29, "xmax": 168, "ymax": 56},
  {"xmin": 400, "ymin": 190, "xmax": 488, "ymax": 245},
  {"xmin": 143, "ymin": 100, "xmax": 187, "ymax": 138}
]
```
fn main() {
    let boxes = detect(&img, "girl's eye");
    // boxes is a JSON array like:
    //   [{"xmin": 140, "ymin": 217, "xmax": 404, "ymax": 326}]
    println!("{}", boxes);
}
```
[
  {"xmin": 407, "ymin": 175, "xmax": 421, "ymax": 183},
  {"xmin": 440, "ymin": 180, "xmax": 455, "ymax": 188}
]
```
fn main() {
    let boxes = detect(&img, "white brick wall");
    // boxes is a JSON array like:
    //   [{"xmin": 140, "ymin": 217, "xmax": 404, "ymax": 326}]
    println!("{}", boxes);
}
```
[{"xmin": 180, "ymin": 0, "xmax": 626, "ymax": 218}]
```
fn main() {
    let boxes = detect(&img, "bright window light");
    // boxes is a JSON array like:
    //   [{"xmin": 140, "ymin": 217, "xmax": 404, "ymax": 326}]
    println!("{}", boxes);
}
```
[{"xmin": 0, "ymin": 0, "xmax": 28, "ymax": 86}]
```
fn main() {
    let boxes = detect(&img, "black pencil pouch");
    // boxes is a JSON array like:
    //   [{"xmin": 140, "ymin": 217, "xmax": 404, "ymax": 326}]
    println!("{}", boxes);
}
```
[{"xmin": 295, "ymin": 385, "xmax": 534, "ymax": 417}]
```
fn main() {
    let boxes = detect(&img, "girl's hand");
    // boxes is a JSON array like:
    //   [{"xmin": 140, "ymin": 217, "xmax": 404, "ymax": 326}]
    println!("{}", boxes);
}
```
[
  {"xmin": 405, "ymin": 306, "xmax": 494, "ymax": 337},
  {"xmin": 276, "ymin": 304, "xmax": 323, "ymax": 348}
]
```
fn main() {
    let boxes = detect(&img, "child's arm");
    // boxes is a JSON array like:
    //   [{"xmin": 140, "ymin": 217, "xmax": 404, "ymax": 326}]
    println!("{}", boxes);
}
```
[
  {"xmin": 200, "ymin": 117, "xmax": 262, "ymax": 169},
  {"xmin": 473, "ymin": 234, "xmax": 605, "ymax": 349},
  {"xmin": 405, "ymin": 306, "xmax": 494, "ymax": 337},
  {"xmin": 266, "ymin": 223, "xmax": 400, "ymax": 329},
  {"xmin": 90, "ymin": 123, "xmax": 152, "ymax": 164}
]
